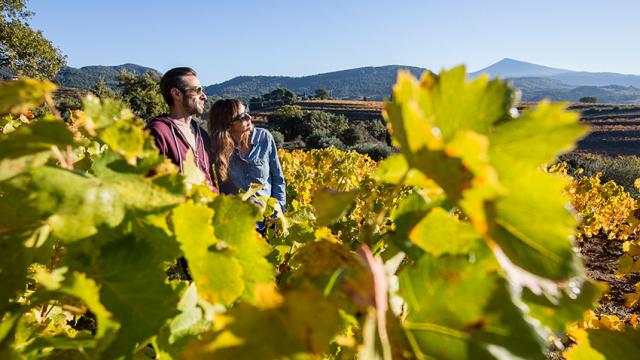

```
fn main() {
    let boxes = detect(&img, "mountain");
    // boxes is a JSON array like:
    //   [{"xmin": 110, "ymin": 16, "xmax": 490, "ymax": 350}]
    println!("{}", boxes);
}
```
[
  {"xmin": 512, "ymin": 78, "xmax": 640, "ymax": 103},
  {"xmin": 54, "ymin": 63, "xmax": 160, "ymax": 89},
  {"xmin": 51, "ymin": 59, "xmax": 640, "ymax": 104},
  {"xmin": 471, "ymin": 58, "xmax": 640, "ymax": 88},
  {"xmin": 204, "ymin": 65, "xmax": 427, "ymax": 100},
  {"xmin": 469, "ymin": 58, "xmax": 569, "ymax": 78}
]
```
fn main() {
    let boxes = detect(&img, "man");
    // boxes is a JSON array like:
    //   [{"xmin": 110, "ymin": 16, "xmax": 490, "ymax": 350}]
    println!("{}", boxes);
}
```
[{"xmin": 146, "ymin": 67, "xmax": 218, "ymax": 192}]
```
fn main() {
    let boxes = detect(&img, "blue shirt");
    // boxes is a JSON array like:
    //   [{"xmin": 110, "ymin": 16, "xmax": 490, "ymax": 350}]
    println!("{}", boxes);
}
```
[{"xmin": 220, "ymin": 127, "xmax": 286, "ymax": 212}]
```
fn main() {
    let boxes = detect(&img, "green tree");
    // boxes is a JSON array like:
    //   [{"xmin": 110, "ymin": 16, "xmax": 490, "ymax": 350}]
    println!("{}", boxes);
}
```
[
  {"xmin": 117, "ymin": 71, "xmax": 167, "ymax": 120},
  {"xmin": 92, "ymin": 77, "xmax": 118, "ymax": 99},
  {"xmin": 314, "ymin": 88, "xmax": 332, "ymax": 100},
  {"xmin": 579, "ymin": 96, "xmax": 597, "ymax": 103},
  {"xmin": 339, "ymin": 123, "xmax": 368, "ymax": 146},
  {"xmin": 269, "ymin": 105, "xmax": 348, "ymax": 143},
  {"xmin": 0, "ymin": 0, "xmax": 66, "ymax": 79}
]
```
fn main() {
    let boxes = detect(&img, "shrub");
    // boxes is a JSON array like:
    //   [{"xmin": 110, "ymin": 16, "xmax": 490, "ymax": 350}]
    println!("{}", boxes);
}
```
[
  {"xmin": 271, "ymin": 129, "xmax": 284, "ymax": 148},
  {"xmin": 350, "ymin": 143, "xmax": 395, "ymax": 161},
  {"xmin": 579, "ymin": 96, "xmax": 597, "ymax": 103},
  {"xmin": 561, "ymin": 153, "xmax": 640, "ymax": 198},
  {"xmin": 339, "ymin": 123, "xmax": 368, "ymax": 146},
  {"xmin": 305, "ymin": 130, "xmax": 345, "ymax": 150},
  {"xmin": 365, "ymin": 119, "xmax": 389, "ymax": 143},
  {"xmin": 269, "ymin": 106, "xmax": 348, "ymax": 142}
]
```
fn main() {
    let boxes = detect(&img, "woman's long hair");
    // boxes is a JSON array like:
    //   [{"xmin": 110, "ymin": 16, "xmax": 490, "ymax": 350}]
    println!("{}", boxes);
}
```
[{"xmin": 208, "ymin": 99, "xmax": 252, "ymax": 182}]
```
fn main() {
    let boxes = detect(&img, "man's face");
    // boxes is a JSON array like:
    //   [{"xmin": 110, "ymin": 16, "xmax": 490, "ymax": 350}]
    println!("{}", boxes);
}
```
[{"xmin": 176, "ymin": 75, "xmax": 206, "ymax": 116}]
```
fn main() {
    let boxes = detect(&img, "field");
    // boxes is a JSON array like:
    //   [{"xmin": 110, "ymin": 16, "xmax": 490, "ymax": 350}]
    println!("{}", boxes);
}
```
[{"xmin": 257, "ymin": 100, "xmax": 640, "ymax": 156}]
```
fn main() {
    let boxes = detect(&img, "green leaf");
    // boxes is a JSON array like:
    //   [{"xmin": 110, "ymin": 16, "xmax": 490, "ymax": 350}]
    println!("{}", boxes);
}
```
[
  {"xmin": 35, "ymin": 269, "xmax": 117, "ymax": 340},
  {"xmin": 95, "ymin": 236, "xmax": 179, "ymax": 359},
  {"xmin": 0, "ymin": 78, "xmax": 57, "ymax": 114},
  {"xmin": 2, "ymin": 164, "xmax": 183, "ymax": 242},
  {"xmin": 387, "ymin": 191, "xmax": 434, "ymax": 260},
  {"xmin": 181, "ymin": 286, "xmax": 342, "ymax": 359},
  {"xmin": 210, "ymin": 196, "xmax": 274, "ymax": 304},
  {"xmin": 0, "ymin": 118, "xmax": 75, "ymax": 181},
  {"xmin": 0, "ymin": 232, "xmax": 38, "ymax": 310},
  {"xmin": 78, "ymin": 95, "xmax": 136, "ymax": 134},
  {"xmin": 313, "ymin": 189, "xmax": 358, "ymax": 227},
  {"xmin": 486, "ymin": 101, "xmax": 588, "ymax": 280},
  {"xmin": 98, "ymin": 119, "xmax": 146, "ymax": 165},
  {"xmin": 522, "ymin": 281, "xmax": 606, "ymax": 334},
  {"xmin": 172, "ymin": 201, "xmax": 244, "ymax": 305},
  {"xmin": 374, "ymin": 153, "xmax": 436, "ymax": 189},
  {"xmin": 399, "ymin": 250, "xmax": 545, "ymax": 360},
  {"xmin": 565, "ymin": 328, "xmax": 640, "ymax": 360},
  {"xmin": 409, "ymin": 207, "xmax": 481, "ymax": 256},
  {"xmin": 0, "ymin": 118, "xmax": 74, "ymax": 160},
  {"xmin": 156, "ymin": 283, "xmax": 217, "ymax": 359}
]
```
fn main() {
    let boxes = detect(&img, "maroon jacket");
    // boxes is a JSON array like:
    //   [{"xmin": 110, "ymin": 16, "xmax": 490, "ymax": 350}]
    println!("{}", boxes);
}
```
[{"xmin": 146, "ymin": 115, "xmax": 218, "ymax": 193}]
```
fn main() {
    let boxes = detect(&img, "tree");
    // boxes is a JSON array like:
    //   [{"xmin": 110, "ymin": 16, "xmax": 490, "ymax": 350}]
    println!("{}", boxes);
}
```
[
  {"xmin": 92, "ymin": 77, "xmax": 118, "ymax": 99},
  {"xmin": 314, "ymin": 88, "xmax": 332, "ymax": 100},
  {"xmin": 249, "ymin": 88, "xmax": 297, "ymax": 110},
  {"xmin": 339, "ymin": 123, "xmax": 368, "ymax": 146},
  {"xmin": 117, "ymin": 71, "xmax": 167, "ymax": 120},
  {"xmin": 0, "ymin": 0, "xmax": 66, "ymax": 79},
  {"xmin": 580, "ymin": 96, "xmax": 597, "ymax": 104}
]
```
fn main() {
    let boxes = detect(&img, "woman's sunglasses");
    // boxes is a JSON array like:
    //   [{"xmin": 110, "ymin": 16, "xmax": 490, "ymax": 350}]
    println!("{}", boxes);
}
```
[{"xmin": 234, "ymin": 111, "xmax": 251, "ymax": 122}]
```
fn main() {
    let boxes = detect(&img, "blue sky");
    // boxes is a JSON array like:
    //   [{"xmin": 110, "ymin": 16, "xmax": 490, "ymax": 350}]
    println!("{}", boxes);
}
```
[{"xmin": 29, "ymin": 0, "xmax": 640, "ymax": 85}]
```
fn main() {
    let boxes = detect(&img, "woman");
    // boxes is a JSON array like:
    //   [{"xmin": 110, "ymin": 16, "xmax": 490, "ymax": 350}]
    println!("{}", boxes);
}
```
[{"xmin": 208, "ymin": 99, "xmax": 286, "ymax": 214}]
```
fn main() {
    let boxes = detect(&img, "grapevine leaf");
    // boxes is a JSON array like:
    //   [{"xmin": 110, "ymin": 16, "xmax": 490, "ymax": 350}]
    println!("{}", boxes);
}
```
[
  {"xmin": 313, "ymin": 189, "xmax": 358, "ymax": 227},
  {"xmin": 0, "ymin": 78, "xmax": 57, "ymax": 114},
  {"xmin": 210, "ymin": 196, "xmax": 274, "ymax": 304},
  {"xmin": 490, "ymin": 102, "xmax": 587, "ymax": 168},
  {"xmin": 35, "ymin": 270, "xmax": 117, "ymax": 339},
  {"xmin": 156, "ymin": 283, "xmax": 216, "ymax": 359},
  {"xmin": 374, "ymin": 153, "xmax": 437, "ymax": 189},
  {"xmin": 95, "ymin": 236, "xmax": 179, "ymax": 359},
  {"xmin": 0, "ymin": 118, "xmax": 74, "ymax": 182},
  {"xmin": 564, "ymin": 328, "xmax": 640, "ymax": 360},
  {"xmin": 0, "ymin": 118, "xmax": 74, "ymax": 160},
  {"xmin": 487, "ymin": 102, "xmax": 588, "ymax": 279},
  {"xmin": 4, "ymin": 165, "xmax": 183, "ymax": 242},
  {"xmin": 172, "ymin": 201, "xmax": 244, "ymax": 305},
  {"xmin": 409, "ymin": 207, "xmax": 481, "ymax": 256},
  {"xmin": 98, "ymin": 119, "xmax": 146, "ymax": 165},
  {"xmin": 182, "ymin": 150, "xmax": 206, "ymax": 187},
  {"xmin": 399, "ymin": 250, "xmax": 545, "ymax": 360},
  {"xmin": 421, "ymin": 67, "xmax": 512, "ymax": 139},
  {"xmin": 0, "ymin": 233, "xmax": 35, "ymax": 310},
  {"xmin": 76, "ymin": 95, "xmax": 135, "ymax": 135},
  {"xmin": 181, "ymin": 286, "xmax": 342, "ymax": 359},
  {"xmin": 388, "ymin": 191, "xmax": 436, "ymax": 260},
  {"xmin": 521, "ymin": 280, "xmax": 607, "ymax": 333}
]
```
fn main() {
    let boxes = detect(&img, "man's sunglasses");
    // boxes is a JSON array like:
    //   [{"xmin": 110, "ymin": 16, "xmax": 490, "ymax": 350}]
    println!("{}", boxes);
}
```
[{"xmin": 180, "ymin": 86, "xmax": 205, "ymax": 95}]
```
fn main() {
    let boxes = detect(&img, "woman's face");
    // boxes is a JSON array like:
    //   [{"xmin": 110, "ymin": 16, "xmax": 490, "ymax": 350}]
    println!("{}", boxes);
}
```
[{"xmin": 230, "ymin": 103, "xmax": 252, "ymax": 134}]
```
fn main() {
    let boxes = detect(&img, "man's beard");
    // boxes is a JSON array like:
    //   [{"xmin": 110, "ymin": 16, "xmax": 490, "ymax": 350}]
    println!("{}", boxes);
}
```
[{"xmin": 187, "ymin": 100, "xmax": 204, "ymax": 116}]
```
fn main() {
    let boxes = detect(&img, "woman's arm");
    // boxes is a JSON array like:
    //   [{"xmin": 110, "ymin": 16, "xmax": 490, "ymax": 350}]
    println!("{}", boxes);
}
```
[{"xmin": 268, "ymin": 132, "xmax": 287, "ymax": 213}]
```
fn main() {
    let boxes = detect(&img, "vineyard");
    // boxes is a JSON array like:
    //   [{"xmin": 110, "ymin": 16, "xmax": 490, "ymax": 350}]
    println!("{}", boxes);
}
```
[{"xmin": 2, "ymin": 68, "xmax": 640, "ymax": 359}]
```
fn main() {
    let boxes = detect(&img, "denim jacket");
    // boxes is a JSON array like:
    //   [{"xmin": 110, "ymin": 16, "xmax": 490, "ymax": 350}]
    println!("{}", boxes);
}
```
[{"xmin": 218, "ymin": 127, "xmax": 286, "ymax": 212}]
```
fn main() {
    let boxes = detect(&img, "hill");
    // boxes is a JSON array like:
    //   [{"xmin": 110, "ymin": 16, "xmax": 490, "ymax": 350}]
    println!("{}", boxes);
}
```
[
  {"xmin": 509, "ymin": 77, "xmax": 640, "ymax": 103},
  {"xmin": 204, "ymin": 65, "xmax": 426, "ymax": 100},
  {"xmin": 50, "ymin": 59, "xmax": 640, "ymax": 104},
  {"xmin": 469, "ymin": 58, "xmax": 569, "ymax": 78},
  {"xmin": 471, "ymin": 58, "xmax": 640, "ymax": 88},
  {"xmin": 54, "ymin": 63, "xmax": 160, "ymax": 89}
]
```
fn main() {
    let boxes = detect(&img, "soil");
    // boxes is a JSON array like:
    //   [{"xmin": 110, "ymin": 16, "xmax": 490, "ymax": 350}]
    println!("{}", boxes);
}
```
[{"xmin": 579, "ymin": 235, "xmax": 640, "ymax": 320}]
